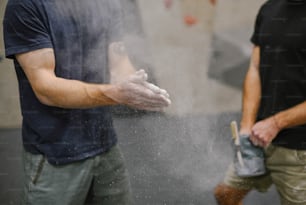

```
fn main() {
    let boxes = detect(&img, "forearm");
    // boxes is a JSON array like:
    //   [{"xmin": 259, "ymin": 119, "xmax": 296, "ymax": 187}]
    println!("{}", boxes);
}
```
[
  {"xmin": 240, "ymin": 46, "xmax": 261, "ymax": 133},
  {"xmin": 45, "ymin": 42, "xmax": 135, "ymax": 108},
  {"xmin": 240, "ymin": 70, "xmax": 261, "ymax": 130},
  {"xmin": 17, "ymin": 48, "xmax": 170, "ymax": 111},
  {"xmin": 250, "ymin": 95, "xmax": 306, "ymax": 148},
  {"xmin": 108, "ymin": 42, "xmax": 136, "ymax": 84},
  {"xmin": 34, "ymin": 75, "xmax": 119, "ymax": 109},
  {"xmin": 274, "ymin": 102, "xmax": 306, "ymax": 130},
  {"xmin": 16, "ymin": 48, "xmax": 121, "ymax": 109}
]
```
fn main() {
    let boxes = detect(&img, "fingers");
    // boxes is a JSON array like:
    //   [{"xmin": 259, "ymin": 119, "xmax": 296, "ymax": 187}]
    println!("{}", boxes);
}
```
[
  {"xmin": 126, "ymin": 86, "xmax": 171, "ymax": 110},
  {"xmin": 250, "ymin": 131, "xmax": 268, "ymax": 148},
  {"xmin": 134, "ymin": 71, "xmax": 170, "ymax": 98},
  {"xmin": 249, "ymin": 118, "xmax": 280, "ymax": 148},
  {"xmin": 109, "ymin": 42, "xmax": 127, "ymax": 59},
  {"xmin": 112, "ymin": 42, "xmax": 126, "ymax": 55},
  {"xmin": 249, "ymin": 135, "xmax": 262, "ymax": 147},
  {"xmin": 143, "ymin": 83, "xmax": 171, "ymax": 106},
  {"xmin": 133, "ymin": 89, "xmax": 171, "ymax": 107},
  {"xmin": 128, "ymin": 71, "xmax": 171, "ymax": 105},
  {"xmin": 119, "ymin": 69, "xmax": 171, "ymax": 110},
  {"xmin": 127, "ymin": 69, "xmax": 148, "ymax": 83},
  {"xmin": 144, "ymin": 82, "xmax": 170, "ymax": 98},
  {"xmin": 140, "ymin": 86, "xmax": 171, "ymax": 106}
]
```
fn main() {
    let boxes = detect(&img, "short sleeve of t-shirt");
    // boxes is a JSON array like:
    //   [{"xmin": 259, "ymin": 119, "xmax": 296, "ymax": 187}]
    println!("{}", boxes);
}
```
[
  {"xmin": 3, "ymin": 0, "xmax": 52, "ymax": 59},
  {"xmin": 250, "ymin": 6, "xmax": 264, "ymax": 46}
]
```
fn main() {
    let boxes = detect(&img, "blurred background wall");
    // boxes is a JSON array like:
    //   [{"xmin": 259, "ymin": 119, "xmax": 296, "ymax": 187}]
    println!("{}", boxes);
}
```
[{"xmin": 0, "ymin": 0, "xmax": 21, "ymax": 128}]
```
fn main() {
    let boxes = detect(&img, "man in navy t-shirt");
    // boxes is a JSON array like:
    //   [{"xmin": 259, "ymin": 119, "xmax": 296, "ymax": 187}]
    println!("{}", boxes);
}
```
[{"xmin": 3, "ymin": 0, "xmax": 171, "ymax": 204}]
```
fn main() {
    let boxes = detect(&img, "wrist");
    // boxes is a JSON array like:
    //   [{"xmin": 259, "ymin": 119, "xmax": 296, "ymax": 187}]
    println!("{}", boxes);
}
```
[
  {"xmin": 239, "ymin": 128, "xmax": 252, "ymax": 135},
  {"xmin": 101, "ymin": 84, "xmax": 121, "ymax": 105},
  {"xmin": 272, "ymin": 114, "xmax": 282, "ymax": 131},
  {"xmin": 239, "ymin": 122, "xmax": 253, "ymax": 135}
]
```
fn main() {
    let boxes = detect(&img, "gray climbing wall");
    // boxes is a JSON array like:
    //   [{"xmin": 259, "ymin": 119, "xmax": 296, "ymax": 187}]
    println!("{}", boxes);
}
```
[{"xmin": 0, "ymin": 0, "xmax": 21, "ymax": 128}]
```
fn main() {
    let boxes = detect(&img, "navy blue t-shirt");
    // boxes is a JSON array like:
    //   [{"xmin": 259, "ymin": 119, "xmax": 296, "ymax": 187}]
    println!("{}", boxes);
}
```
[
  {"xmin": 251, "ymin": 0, "xmax": 306, "ymax": 149},
  {"xmin": 3, "ymin": 0, "xmax": 123, "ymax": 165}
]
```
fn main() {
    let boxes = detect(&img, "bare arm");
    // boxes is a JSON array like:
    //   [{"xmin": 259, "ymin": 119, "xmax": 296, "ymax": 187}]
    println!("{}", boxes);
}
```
[
  {"xmin": 16, "ymin": 46, "xmax": 170, "ymax": 111},
  {"xmin": 16, "ymin": 48, "xmax": 118, "ymax": 109},
  {"xmin": 251, "ymin": 101, "xmax": 306, "ymax": 147},
  {"xmin": 274, "ymin": 103, "xmax": 306, "ymax": 129},
  {"xmin": 240, "ymin": 46, "xmax": 261, "ymax": 134},
  {"xmin": 249, "ymin": 51, "xmax": 306, "ymax": 147}
]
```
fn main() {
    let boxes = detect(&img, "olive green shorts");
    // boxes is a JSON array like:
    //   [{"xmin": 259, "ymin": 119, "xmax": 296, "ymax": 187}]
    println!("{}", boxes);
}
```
[
  {"xmin": 223, "ymin": 145, "xmax": 306, "ymax": 205},
  {"xmin": 21, "ymin": 145, "xmax": 134, "ymax": 205}
]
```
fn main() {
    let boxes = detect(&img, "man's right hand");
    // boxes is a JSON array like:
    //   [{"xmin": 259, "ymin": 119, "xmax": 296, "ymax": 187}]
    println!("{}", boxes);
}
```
[{"xmin": 107, "ymin": 70, "xmax": 171, "ymax": 111}]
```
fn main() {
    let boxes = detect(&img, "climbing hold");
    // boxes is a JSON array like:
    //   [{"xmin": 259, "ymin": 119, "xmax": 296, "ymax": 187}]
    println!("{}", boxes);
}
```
[
  {"xmin": 164, "ymin": 0, "xmax": 173, "ymax": 9},
  {"xmin": 184, "ymin": 15, "xmax": 198, "ymax": 26}
]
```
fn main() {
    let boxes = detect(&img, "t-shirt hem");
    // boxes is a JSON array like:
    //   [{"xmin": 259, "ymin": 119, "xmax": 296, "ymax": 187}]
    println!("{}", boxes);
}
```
[
  {"xmin": 272, "ymin": 141, "xmax": 306, "ymax": 151},
  {"xmin": 23, "ymin": 139, "xmax": 118, "ymax": 166}
]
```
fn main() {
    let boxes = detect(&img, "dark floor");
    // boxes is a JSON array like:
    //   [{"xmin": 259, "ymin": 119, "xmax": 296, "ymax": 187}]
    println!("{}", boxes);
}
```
[{"xmin": 0, "ymin": 112, "xmax": 280, "ymax": 205}]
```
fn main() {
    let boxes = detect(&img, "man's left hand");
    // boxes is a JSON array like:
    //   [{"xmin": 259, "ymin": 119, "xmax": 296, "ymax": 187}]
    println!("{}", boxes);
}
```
[{"xmin": 250, "ymin": 116, "xmax": 281, "ymax": 148}]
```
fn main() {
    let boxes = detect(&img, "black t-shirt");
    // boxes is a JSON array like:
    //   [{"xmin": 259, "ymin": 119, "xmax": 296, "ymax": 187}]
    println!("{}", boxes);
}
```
[
  {"xmin": 3, "ymin": 0, "xmax": 123, "ymax": 165},
  {"xmin": 251, "ymin": 0, "xmax": 306, "ymax": 149}
]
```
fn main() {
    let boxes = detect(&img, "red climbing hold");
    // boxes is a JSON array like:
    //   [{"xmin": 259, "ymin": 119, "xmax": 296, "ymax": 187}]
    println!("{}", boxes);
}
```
[{"xmin": 184, "ymin": 15, "xmax": 198, "ymax": 26}]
